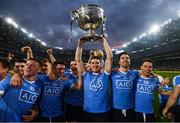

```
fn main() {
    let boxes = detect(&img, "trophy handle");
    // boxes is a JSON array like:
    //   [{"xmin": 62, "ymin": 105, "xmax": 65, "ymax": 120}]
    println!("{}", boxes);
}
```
[{"xmin": 102, "ymin": 16, "xmax": 108, "ymax": 38}]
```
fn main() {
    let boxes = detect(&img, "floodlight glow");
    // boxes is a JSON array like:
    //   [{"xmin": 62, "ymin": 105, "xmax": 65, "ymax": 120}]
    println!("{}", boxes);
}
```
[
  {"xmin": 36, "ymin": 39, "xmax": 41, "ymax": 42},
  {"xmin": 55, "ymin": 47, "xmax": 63, "ymax": 50},
  {"xmin": 149, "ymin": 25, "xmax": 160, "ymax": 34},
  {"xmin": 21, "ymin": 28, "xmax": 28, "ymax": 33},
  {"xmin": 111, "ymin": 48, "xmax": 115, "ymax": 51},
  {"xmin": 5, "ymin": 17, "xmax": 18, "ymax": 28},
  {"xmin": 132, "ymin": 38, "xmax": 137, "ymax": 42},
  {"xmin": 28, "ymin": 33, "xmax": 34, "ymax": 38},
  {"xmin": 139, "ymin": 33, "xmax": 146, "ymax": 39},
  {"xmin": 122, "ymin": 42, "xmax": 130, "ymax": 48},
  {"xmin": 6, "ymin": 17, "xmax": 14, "ymax": 24},
  {"xmin": 13, "ymin": 23, "xmax": 18, "ymax": 28},
  {"xmin": 41, "ymin": 41, "xmax": 47, "ymax": 46},
  {"xmin": 177, "ymin": 10, "xmax": 180, "ymax": 17},
  {"xmin": 115, "ymin": 50, "xmax": 124, "ymax": 54},
  {"xmin": 164, "ymin": 19, "xmax": 172, "ymax": 25}
]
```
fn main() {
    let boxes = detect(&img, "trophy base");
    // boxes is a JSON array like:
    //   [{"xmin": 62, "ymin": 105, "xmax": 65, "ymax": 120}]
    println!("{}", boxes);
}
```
[{"xmin": 80, "ymin": 35, "xmax": 101, "ymax": 42}]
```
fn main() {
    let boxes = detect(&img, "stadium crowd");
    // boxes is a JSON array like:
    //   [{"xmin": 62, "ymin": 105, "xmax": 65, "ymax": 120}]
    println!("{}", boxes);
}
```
[{"xmin": 0, "ymin": 35, "xmax": 180, "ymax": 122}]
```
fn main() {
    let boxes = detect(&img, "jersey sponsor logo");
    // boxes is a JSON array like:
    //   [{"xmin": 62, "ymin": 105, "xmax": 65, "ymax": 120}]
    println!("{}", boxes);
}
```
[
  {"xmin": 19, "ymin": 89, "xmax": 39, "ymax": 104},
  {"xmin": 89, "ymin": 79, "xmax": 103, "ymax": 91},
  {"xmin": 116, "ymin": 80, "xmax": 133, "ymax": 89},
  {"xmin": 44, "ymin": 86, "xmax": 62, "ymax": 96},
  {"xmin": 137, "ymin": 84, "xmax": 153, "ymax": 94}
]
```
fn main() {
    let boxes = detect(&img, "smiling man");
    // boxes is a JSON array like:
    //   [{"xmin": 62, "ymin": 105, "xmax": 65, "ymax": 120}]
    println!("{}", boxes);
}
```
[{"xmin": 75, "ymin": 35, "xmax": 113, "ymax": 122}]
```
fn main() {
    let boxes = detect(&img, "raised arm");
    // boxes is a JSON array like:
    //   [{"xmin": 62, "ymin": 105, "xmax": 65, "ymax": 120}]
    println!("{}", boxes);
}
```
[
  {"xmin": 21, "ymin": 46, "xmax": 33, "ymax": 60},
  {"xmin": 71, "ymin": 61, "xmax": 84, "ymax": 90},
  {"xmin": 75, "ymin": 38, "xmax": 86, "ymax": 62},
  {"xmin": 7, "ymin": 52, "xmax": 14, "ymax": 62},
  {"xmin": 163, "ymin": 85, "xmax": 180, "ymax": 117},
  {"xmin": 99, "ymin": 36, "xmax": 113, "ymax": 73},
  {"xmin": 47, "ymin": 49, "xmax": 56, "ymax": 64}
]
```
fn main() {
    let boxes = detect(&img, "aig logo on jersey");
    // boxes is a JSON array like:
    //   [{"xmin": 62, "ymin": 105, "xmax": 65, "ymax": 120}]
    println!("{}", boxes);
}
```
[
  {"xmin": 116, "ymin": 80, "xmax": 133, "ymax": 89},
  {"xmin": 19, "ymin": 89, "xmax": 39, "ymax": 104},
  {"xmin": 44, "ymin": 86, "xmax": 62, "ymax": 96},
  {"xmin": 89, "ymin": 80, "xmax": 103, "ymax": 91},
  {"xmin": 137, "ymin": 84, "xmax": 153, "ymax": 94}
]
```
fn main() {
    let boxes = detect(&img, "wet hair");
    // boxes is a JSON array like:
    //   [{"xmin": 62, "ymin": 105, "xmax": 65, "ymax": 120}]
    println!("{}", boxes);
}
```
[
  {"xmin": 140, "ymin": 59, "xmax": 153, "ymax": 66},
  {"xmin": 118, "ymin": 52, "xmax": 129, "ymax": 59},
  {"xmin": 0, "ymin": 58, "xmax": 10, "ymax": 69}
]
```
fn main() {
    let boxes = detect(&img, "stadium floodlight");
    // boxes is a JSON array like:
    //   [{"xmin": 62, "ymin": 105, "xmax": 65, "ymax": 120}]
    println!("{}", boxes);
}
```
[
  {"xmin": 5, "ymin": 17, "xmax": 14, "ymax": 24},
  {"xmin": 41, "ymin": 41, "xmax": 47, "ymax": 46},
  {"xmin": 177, "ymin": 10, "xmax": 180, "ymax": 17},
  {"xmin": 132, "ymin": 38, "xmax": 137, "ymax": 42},
  {"xmin": 55, "ymin": 47, "xmax": 63, "ymax": 50},
  {"xmin": 13, "ymin": 23, "xmax": 18, "ymax": 28},
  {"xmin": 139, "ymin": 33, "xmax": 146, "ymax": 39},
  {"xmin": 28, "ymin": 33, "xmax": 34, "ymax": 38},
  {"xmin": 164, "ymin": 19, "xmax": 172, "ymax": 25},
  {"xmin": 36, "ymin": 38, "xmax": 41, "ymax": 42},
  {"xmin": 111, "ymin": 48, "xmax": 118, "ymax": 51},
  {"xmin": 122, "ymin": 42, "xmax": 130, "ymax": 48},
  {"xmin": 21, "ymin": 28, "xmax": 28, "ymax": 34},
  {"xmin": 149, "ymin": 25, "xmax": 160, "ymax": 34},
  {"xmin": 115, "ymin": 50, "xmax": 124, "ymax": 54},
  {"xmin": 5, "ymin": 17, "xmax": 18, "ymax": 28}
]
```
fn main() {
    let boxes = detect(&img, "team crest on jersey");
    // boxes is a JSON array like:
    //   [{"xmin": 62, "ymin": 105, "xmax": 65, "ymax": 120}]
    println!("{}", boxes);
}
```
[
  {"xmin": 116, "ymin": 80, "xmax": 133, "ymax": 89},
  {"xmin": 44, "ymin": 86, "xmax": 62, "ymax": 96},
  {"xmin": 30, "ymin": 86, "xmax": 35, "ymax": 91},
  {"xmin": 19, "ymin": 89, "xmax": 39, "ymax": 104},
  {"xmin": 89, "ymin": 79, "xmax": 103, "ymax": 91},
  {"xmin": 137, "ymin": 84, "xmax": 153, "ymax": 94}
]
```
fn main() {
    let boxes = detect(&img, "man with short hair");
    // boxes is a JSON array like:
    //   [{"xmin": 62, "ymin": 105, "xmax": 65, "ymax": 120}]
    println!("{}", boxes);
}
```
[
  {"xmin": 0, "ymin": 58, "xmax": 43, "ymax": 122},
  {"xmin": 110, "ymin": 52, "xmax": 139, "ymax": 122},
  {"xmin": 75, "ymin": 36, "xmax": 113, "ymax": 122},
  {"xmin": 64, "ymin": 60, "xmax": 83, "ymax": 122},
  {"xmin": 134, "ymin": 59, "xmax": 160, "ymax": 122},
  {"xmin": 37, "ymin": 60, "xmax": 83, "ymax": 122},
  {"xmin": 13, "ymin": 59, "xmax": 26, "ymax": 75}
]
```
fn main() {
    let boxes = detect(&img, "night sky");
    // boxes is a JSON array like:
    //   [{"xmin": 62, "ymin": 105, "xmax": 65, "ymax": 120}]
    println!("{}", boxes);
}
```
[{"xmin": 0, "ymin": 0, "xmax": 180, "ymax": 49}]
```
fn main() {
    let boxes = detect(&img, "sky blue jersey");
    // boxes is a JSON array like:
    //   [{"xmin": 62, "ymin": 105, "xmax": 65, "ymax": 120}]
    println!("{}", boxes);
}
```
[
  {"xmin": 83, "ymin": 71, "xmax": 110, "ymax": 113},
  {"xmin": 135, "ymin": 76, "xmax": 159, "ymax": 113},
  {"xmin": 111, "ymin": 70, "xmax": 139, "ymax": 110}
]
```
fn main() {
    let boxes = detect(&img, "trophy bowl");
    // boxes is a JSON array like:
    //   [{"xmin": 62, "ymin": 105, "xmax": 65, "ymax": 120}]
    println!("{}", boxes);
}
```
[{"xmin": 71, "ymin": 4, "xmax": 105, "ymax": 41}]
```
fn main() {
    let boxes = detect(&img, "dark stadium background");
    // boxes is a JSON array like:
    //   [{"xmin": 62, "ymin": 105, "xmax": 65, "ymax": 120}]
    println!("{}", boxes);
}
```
[{"xmin": 0, "ymin": 0, "xmax": 180, "ymax": 122}]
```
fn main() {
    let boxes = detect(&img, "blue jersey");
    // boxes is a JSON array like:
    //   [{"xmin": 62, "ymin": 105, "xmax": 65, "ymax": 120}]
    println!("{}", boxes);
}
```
[
  {"xmin": 111, "ymin": 70, "xmax": 139, "ymax": 110},
  {"xmin": 0, "ymin": 77, "xmax": 42, "ymax": 122},
  {"xmin": 64, "ymin": 72, "xmax": 83, "ymax": 107},
  {"xmin": 159, "ymin": 85, "xmax": 173, "ymax": 104},
  {"xmin": 0, "ymin": 74, "xmax": 11, "ymax": 122},
  {"xmin": 83, "ymin": 71, "xmax": 110, "ymax": 113},
  {"xmin": 173, "ymin": 76, "xmax": 180, "ymax": 105},
  {"xmin": 0, "ymin": 74, "xmax": 11, "ymax": 96},
  {"xmin": 39, "ymin": 75, "xmax": 74, "ymax": 118},
  {"xmin": 135, "ymin": 76, "xmax": 159, "ymax": 113}
]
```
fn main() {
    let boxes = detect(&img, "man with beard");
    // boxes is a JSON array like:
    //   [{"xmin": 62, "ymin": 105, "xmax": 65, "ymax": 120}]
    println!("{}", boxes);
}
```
[
  {"xmin": 134, "ymin": 59, "xmax": 159, "ymax": 122},
  {"xmin": 110, "ymin": 52, "xmax": 139, "ymax": 122}
]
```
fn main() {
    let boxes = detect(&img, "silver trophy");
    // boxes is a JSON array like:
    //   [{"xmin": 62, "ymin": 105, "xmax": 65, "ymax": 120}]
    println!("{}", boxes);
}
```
[{"xmin": 70, "ymin": 4, "xmax": 107, "ymax": 41}]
